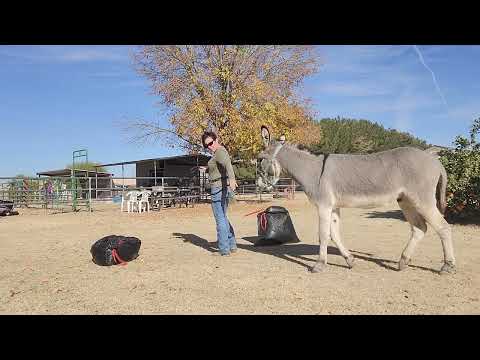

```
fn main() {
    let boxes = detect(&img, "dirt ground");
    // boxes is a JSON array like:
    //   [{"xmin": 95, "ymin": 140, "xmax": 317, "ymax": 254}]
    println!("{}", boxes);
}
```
[{"xmin": 1, "ymin": 193, "xmax": 479, "ymax": 314}]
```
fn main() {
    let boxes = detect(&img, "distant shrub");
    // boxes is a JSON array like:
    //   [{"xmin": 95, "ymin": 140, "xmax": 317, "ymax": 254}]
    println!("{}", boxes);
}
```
[
  {"xmin": 309, "ymin": 117, "xmax": 429, "ymax": 154},
  {"xmin": 439, "ymin": 118, "xmax": 480, "ymax": 222}
]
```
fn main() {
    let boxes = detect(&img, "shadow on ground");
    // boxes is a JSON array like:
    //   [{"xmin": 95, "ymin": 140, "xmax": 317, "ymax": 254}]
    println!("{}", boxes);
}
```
[
  {"xmin": 235, "ymin": 200, "xmax": 273, "ymax": 205},
  {"xmin": 365, "ymin": 209, "xmax": 480, "ymax": 227},
  {"xmin": 445, "ymin": 215, "xmax": 480, "ymax": 226},
  {"xmin": 365, "ymin": 210, "xmax": 406, "ymax": 221},
  {"xmin": 172, "ymin": 233, "xmax": 218, "ymax": 253},
  {"xmin": 173, "ymin": 232, "xmax": 439, "ymax": 273}
]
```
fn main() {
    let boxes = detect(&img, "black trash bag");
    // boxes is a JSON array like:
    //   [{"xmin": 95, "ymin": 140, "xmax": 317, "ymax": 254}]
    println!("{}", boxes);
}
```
[
  {"xmin": 0, "ymin": 200, "xmax": 14, "ymax": 211},
  {"xmin": 256, "ymin": 206, "xmax": 300, "ymax": 246},
  {"xmin": 90, "ymin": 235, "xmax": 141, "ymax": 266},
  {"xmin": 0, "ymin": 200, "xmax": 18, "ymax": 216}
]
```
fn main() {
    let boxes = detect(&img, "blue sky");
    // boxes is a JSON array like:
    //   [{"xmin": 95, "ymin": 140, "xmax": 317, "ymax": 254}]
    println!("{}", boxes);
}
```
[{"xmin": 1, "ymin": 45, "xmax": 479, "ymax": 177}]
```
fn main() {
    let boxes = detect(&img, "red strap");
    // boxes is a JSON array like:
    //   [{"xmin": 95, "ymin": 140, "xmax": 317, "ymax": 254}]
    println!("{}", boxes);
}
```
[
  {"xmin": 111, "ymin": 249, "xmax": 127, "ymax": 266},
  {"xmin": 244, "ymin": 208, "xmax": 265, "ymax": 217},
  {"xmin": 243, "ymin": 208, "xmax": 268, "ymax": 231},
  {"xmin": 259, "ymin": 212, "xmax": 268, "ymax": 232}
]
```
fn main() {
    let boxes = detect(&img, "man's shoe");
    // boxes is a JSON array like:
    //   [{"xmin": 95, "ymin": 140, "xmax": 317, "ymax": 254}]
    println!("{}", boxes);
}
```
[{"xmin": 212, "ymin": 252, "xmax": 230, "ymax": 257}]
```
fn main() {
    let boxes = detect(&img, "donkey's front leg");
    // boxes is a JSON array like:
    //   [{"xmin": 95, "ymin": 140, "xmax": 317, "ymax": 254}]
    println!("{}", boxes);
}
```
[{"xmin": 311, "ymin": 206, "xmax": 332, "ymax": 273}]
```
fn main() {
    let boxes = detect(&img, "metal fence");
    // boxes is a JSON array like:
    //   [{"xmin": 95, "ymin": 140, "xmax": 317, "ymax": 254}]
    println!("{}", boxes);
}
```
[
  {"xmin": 0, "ymin": 176, "xmax": 298, "ymax": 212},
  {"xmin": 235, "ymin": 177, "xmax": 299, "ymax": 200},
  {"xmin": 0, "ymin": 176, "xmax": 94, "ymax": 212}
]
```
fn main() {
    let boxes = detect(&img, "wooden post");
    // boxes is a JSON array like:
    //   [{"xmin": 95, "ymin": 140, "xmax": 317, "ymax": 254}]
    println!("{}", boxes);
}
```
[
  {"xmin": 122, "ymin": 164, "xmax": 125, "ymax": 198},
  {"xmin": 292, "ymin": 178, "xmax": 295, "ymax": 200},
  {"xmin": 88, "ymin": 177, "xmax": 92, "ymax": 212},
  {"xmin": 95, "ymin": 168, "xmax": 98, "ymax": 200},
  {"xmin": 154, "ymin": 160, "xmax": 157, "ymax": 186}
]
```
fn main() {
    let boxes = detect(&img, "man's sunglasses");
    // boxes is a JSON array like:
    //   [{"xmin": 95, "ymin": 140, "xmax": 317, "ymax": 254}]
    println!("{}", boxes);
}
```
[{"xmin": 204, "ymin": 140, "xmax": 214, "ymax": 148}]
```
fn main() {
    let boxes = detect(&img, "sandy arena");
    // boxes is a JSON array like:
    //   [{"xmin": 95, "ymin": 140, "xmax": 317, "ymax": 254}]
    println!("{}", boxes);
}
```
[{"xmin": 1, "ymin": 193, "xmax": 479, "ymax": 314}]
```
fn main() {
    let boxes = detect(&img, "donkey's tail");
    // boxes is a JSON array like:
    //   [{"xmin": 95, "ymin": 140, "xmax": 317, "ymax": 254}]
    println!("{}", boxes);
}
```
[{"xmin": 437, "ymin": 165, "xmax": 448, "ymax": 214}]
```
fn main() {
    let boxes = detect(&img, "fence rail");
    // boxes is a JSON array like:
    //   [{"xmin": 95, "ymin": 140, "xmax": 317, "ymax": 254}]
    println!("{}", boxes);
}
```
[{"xmin": 0, "ymin": 176, "xmax": 298, "ymax": 212}]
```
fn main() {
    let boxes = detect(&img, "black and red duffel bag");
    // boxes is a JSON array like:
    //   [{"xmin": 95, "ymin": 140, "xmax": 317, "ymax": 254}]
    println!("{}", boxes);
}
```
[
  {"xmin": 0, "ymin": 200, "xmax": 18, "ymax": 216},
  {"xmin": 256, "ymin": 206, "xmax": 300, "ymax": 246},
  {"xmin": 90, "ymin": 235, "xmax": 141, "ymax": 266}
]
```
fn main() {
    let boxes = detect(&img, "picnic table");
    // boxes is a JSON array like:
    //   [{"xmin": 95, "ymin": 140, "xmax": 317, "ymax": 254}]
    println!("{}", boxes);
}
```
[{"xmin": 149, "ymin": 186, "xmax": 200, "ymax": 210}]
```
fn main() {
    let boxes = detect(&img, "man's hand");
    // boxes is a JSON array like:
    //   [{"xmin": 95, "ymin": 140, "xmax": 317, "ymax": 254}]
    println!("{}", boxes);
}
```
[{"xmin": 229, "ymin": 179, "xmax": 238, "ymax": 192}]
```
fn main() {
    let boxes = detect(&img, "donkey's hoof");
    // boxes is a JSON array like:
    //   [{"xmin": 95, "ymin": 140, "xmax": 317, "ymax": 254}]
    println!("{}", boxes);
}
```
[
  {"xmin": 345, "ymin": 255, "xmax": 355, "ymax": 269},
  {"xmin": 310, "ymin": 264, "xmax": 326, "ymax": 273},
  {"xmin": 398, "ymin": 256, "xmax": 410, "ymax": 271},
  {"xmin": 440, "ymin": 262, "xmax": 456, "ymax": 275}
]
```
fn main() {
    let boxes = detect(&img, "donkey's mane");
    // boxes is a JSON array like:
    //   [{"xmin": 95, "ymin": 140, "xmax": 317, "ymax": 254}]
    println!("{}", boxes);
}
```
[
  {"xmin": 273, "ymin": 143, "xmax": 326, "ymax": 197},
  {"xmin": 282, "ymin": 143, "xmax": 324, "ymax": 162}
]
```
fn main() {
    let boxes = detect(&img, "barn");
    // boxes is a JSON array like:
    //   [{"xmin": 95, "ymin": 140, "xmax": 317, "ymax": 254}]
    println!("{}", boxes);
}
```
[{"xmin": 95, "ymin": 154, "xmax": 211, "ymax": 188}]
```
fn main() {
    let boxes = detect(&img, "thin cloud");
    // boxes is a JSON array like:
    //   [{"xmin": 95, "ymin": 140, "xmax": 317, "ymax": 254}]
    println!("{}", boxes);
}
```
[
  {"xmin": 436, "ymin": 102, "xmax": 479, "ymax": 122},
  {"xmin": 314, "ymin": 82, "xmax": 392, "ymax": 97},
  {"xmin": 89, "ymin": 71, "xmax": 125, "ymax": 78},
  {"xmin": 318, "ymin": 45, "xmax": 413, "ymax": 74},
  {"xmin": 0, "ymin": 45, "xmax": 130, "ymax": 63},
  {"xmin": 307, "ymin": 45, "xmax": 446, "ymax": 130},
  {"xmin": 116, "ymin": 80, "xmax": 150, "ymax": 88},
  {"xmin": 355, "ymin": 93, "xmax": 440, "ymax": 114},
  {"xmin": 309, "ymin": 46, "xmax": 423, "ymax": 102},
  {"xmin": 56, "ymin": 49, "xmax": 126, "ymax": 62},
  {"xmin": 412, "ymin": 45, "xmax": 449, "ymax": 110}
]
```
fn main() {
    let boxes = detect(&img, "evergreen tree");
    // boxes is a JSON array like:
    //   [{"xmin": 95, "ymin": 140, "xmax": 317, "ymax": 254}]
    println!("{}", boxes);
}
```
[{"xmin": 309, "ymin": 117, "xmax": 429, "ymax": 154}]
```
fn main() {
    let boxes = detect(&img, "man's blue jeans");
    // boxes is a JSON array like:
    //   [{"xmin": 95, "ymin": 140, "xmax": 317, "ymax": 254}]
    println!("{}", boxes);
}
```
[{"xmin": 210, "ymin": 186, "xmax": 237, "ymax": 255}]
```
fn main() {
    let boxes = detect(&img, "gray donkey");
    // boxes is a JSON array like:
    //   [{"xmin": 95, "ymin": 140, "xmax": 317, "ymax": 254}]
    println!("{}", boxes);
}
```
[{"xmin": 257, "ymin": 126, "xmax": 456, "ymax": 275}]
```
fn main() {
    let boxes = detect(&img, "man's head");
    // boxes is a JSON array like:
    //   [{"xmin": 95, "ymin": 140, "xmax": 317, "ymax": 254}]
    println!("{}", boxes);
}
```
[{"xmin": 201, "ymin": 131, "xmax": 220, "ymax": 152}]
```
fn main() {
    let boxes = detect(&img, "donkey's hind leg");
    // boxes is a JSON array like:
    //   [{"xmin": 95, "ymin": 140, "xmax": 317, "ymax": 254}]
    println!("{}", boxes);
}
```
[
  {"xmin": 397, "ymin": 198, "xmax": 427, "ymax": 271},
  {"xmin": 330, "ymin": 208, "xmax": 355, "ymax": 268},
  {"xmin": 416, "ymin": 204, "xmax": 456, "ymax": 275},
  {"xmin": 311, "ymin": 205, "xmax": 333, "ymax": 273}
]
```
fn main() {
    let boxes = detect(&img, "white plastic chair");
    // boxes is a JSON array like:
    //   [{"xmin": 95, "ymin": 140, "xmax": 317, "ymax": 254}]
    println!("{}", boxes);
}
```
[
  {"xmin": 121, "ymin": 192, "xmax": 128, "ymax": 212},
  {"xmin": 121, "ymin": 191, "xmax": 140, "ymax": 213},
  {"xmin": 138, "ymin": 190, "xmax": 151, "ymax": 213}
]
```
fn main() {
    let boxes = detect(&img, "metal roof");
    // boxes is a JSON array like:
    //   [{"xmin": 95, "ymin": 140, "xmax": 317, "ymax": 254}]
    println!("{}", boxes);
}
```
[
  {"xmin": 95, "ymin": 154, "xmax": 211, "ymax": 168},
  {"xmin": 36, "ymin": 168, "xmax": 113, "ymax": 177}
]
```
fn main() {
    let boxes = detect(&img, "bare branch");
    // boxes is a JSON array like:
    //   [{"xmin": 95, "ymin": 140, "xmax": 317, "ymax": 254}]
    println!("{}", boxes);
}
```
[{"xmin": 121, "ymin": 118, "xmax": 202, "ymax": 148}]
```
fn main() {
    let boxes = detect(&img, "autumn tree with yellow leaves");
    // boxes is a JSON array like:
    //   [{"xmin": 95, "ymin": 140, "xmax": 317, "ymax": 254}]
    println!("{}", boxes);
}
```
[{"xmin": 126, "ymin": 45, "xmax": 322, "ymax": 160}]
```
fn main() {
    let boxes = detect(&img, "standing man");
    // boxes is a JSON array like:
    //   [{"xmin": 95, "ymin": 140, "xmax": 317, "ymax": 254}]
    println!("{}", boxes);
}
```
[{"xmin": 201, "ymin": 131, "xmax": 238, "ymax": 256}]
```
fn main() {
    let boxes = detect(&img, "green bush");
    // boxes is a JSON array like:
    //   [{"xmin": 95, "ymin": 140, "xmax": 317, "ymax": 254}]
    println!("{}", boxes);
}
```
[
  {"xmin": 233, "ymin": 162, "xmax": 257, "ymax": 181},
  {"xmin": 439, "ymin": 118, "xmax": 480, "ymax": 221}
]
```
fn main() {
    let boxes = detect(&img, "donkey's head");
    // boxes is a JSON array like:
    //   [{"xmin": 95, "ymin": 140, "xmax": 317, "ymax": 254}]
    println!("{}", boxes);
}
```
[{"xmin": 257, "ymin": 126, "xmax": 283, "ymax": 191}]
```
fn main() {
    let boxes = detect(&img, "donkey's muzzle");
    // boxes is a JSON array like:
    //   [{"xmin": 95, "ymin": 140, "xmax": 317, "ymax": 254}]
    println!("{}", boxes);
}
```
[{"xmin": 257, "ymin": 176, "xmax": 273, "ymax": 191}]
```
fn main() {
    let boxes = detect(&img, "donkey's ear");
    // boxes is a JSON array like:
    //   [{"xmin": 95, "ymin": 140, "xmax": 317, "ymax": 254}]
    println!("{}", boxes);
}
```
[{"xmin": 261, "ymin": 125, "xmax": 271, "ymax": 147}]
